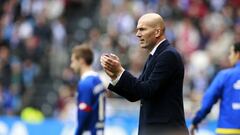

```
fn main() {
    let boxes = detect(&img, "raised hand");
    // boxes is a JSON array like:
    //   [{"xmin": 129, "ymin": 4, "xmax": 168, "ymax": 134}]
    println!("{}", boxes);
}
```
[{"xmin": 100, "ymin": 53, "xmax": 124, "ymax": 80}]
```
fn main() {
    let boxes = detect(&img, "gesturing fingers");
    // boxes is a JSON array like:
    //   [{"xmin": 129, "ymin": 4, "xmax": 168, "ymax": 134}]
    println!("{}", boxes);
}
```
[
  {"xmin": 100, "ymin": 54, "xmax": 119, "ymax": 71},
  {"xmin": 109, "ymin": 53, "xmax": 119, "ymax": 61},
  {"xmin": 100, "ymin": 55, "xmax": 111, "ymax": 70}
]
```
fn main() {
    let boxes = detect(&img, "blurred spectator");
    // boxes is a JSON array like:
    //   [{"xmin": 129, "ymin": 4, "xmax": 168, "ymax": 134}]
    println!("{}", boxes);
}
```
[
  {"xmin": 187, "ymin": 0, "xmax": 208, "ymax": 19},
  {"xmin": 174, "ymin": 17, "xmax": 200, "ymax": 57},
  {"xmin": 0, "ymin": 43, "xmax": 11, "ymax": 89},
  {"xmin": 0, "ymin": 40, "xmax": 23, "ymax": 115},
  {"xmin": 186, "ymin": 50, "xmax": 213, "ymax": 102},
  {"xmin": 18, "ymin": 36, "xmax": 42, "ymax": 63},
  {"xmin": 22, "ymin": 59, "xmax": 39, "ymax": 88},
  {"xmin": 57, "ymin": 84, "xmax": 76, "ymax": 122},
  {"xmin": 49, "ymin": 18, "xmax": 68, "ymax": 79},
  {"xmin": 205, "ymin": 14, "xmax": 234, "ymax": 66},
  {"xmin": 128, "ymin": 48, "xmax": 146, "ymax": 77},
  {"xmin": 235, "ymin": 23, "xmax": 240, "ymax": 43},
  {"xmin": 21, "ymin": 58, "xmax": 39, "ymax": 107},
  {"xmin": 210, "ymin": 0, "xmax": 226, "ymax": 12}
]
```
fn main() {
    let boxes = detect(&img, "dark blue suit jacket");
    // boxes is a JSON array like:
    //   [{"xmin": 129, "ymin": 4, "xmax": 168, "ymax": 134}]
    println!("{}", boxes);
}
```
[{"xmin": 108, "ymin": 40, "xmax": 189, "ymax": 135}]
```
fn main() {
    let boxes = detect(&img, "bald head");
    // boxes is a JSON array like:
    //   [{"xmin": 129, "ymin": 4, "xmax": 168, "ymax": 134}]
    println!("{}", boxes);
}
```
[
  {"xmin": 136, "ymin": 13, "xmax": 166, "ymax": 51},
  {"xmin": 138, "ymin": 13, "xmax": 165, "ymax": 32}
]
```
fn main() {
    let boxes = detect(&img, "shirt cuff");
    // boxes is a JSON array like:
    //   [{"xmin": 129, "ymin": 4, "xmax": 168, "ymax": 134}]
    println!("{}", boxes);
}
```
[{"xmin": 110, "ymin": 70, "xmax": 125, "ymax": 86}]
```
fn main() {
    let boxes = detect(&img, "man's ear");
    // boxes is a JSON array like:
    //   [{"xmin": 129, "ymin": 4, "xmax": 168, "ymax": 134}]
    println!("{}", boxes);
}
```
[
  {"xmin": 155, "ymin": 29, "xmax": 161, "ymax": 38},
  {"xmin": 237, "ymin": 52, "xmax": 240, "ymax": 59},
  {"xmin": 78, "ymin": 58, "xmax": 84, "ymax": 65}
]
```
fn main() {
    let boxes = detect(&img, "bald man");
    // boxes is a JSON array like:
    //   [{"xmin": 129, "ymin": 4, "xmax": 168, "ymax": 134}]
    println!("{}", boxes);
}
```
[{"xmin": 101, "ymin": 13, "xmax": 189, "ymax": 135}]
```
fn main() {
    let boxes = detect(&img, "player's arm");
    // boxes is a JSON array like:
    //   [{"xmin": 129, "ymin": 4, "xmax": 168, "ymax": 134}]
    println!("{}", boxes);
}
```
[
  {"xmin": 191, "ymin": 71, "xmax": 225, "ymax": 127},
  {"xmin": 76, "ymin": 82, "xmax": 93, "ymax": 134}
]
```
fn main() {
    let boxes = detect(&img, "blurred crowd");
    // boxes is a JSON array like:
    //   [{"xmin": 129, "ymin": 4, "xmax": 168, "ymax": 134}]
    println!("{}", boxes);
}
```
[{"xmin": 0, "ymin": 0, "xmax": 240, "ymax": 122}]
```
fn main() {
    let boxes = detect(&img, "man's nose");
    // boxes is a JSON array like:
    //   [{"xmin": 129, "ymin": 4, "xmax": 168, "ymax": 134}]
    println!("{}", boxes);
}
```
[{"xmin": 136, "ymin": 31, "xmax": 141, "ymax": 37}]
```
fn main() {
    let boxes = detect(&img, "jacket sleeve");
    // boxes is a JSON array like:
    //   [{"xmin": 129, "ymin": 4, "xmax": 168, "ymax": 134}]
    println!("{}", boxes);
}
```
[
  {"xmin": 108, "ymin": 75, "xmax": 141, "ymax": 102},
  {"xmin": 108, "ymin": 50, "xmax": 179, "ymax": 100},
  {"xmin": 192, "ymin": 71, "xmax": 225, "ymax": 126}
]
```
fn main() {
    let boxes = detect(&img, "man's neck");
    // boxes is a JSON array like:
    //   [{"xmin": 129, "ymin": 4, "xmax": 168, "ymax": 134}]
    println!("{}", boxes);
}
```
[
  {"xmin": 150, "ymin": 38, "xmax": 166, "ymax": 55},
  {"xmin": 80, "ymin": 66, "xmax": 92, "ymax": 77}
]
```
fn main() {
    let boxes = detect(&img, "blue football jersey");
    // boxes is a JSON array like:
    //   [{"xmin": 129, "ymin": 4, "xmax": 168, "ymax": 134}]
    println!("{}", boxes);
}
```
[{"xmin": 75, "ymin": 71, "xmax": 105, "ymax": 135}]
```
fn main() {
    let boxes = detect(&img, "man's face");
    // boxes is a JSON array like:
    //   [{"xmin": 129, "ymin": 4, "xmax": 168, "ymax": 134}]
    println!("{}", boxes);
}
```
[
  {"xmin": 136, "ymin": 19, "xmax": 156, "ymax": 51},
  {"xmin": 70, "ymin": 53, "xmax": 80, "ymax": 73},
  {"xmin": 228, "ymin": 46, "xmax": 239, "ymax": 66}
]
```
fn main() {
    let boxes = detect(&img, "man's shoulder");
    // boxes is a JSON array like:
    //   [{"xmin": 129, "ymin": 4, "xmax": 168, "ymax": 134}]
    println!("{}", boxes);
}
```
[
  {"xmin": 157, "ymin": 45, "xmax": 182, "ymax": 60},
  {"xmin": 218, "ymin": 67, "xmax": 237, "ymax": 77},
  {"xmin": 166, "ymin": 45, "xmax": 180, "ymax": 54},
  {"xmin": 81, "ymin": 75, "xmax": 102, "ymax": 85}
]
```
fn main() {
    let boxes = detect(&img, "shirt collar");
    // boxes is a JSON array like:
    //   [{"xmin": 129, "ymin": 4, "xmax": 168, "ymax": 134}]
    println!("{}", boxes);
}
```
[
  {"xmin": 81, "ymin": 70, "xmax": 98, "ymax": 80},
  {"xmin": 150, "ymin": 39, "xmax": 166, "ymax": 55}
]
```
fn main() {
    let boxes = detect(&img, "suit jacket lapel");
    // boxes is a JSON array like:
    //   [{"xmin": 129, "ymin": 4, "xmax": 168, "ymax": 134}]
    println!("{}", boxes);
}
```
[{"xmin": 139, "ymin": 40, "xmax": 170, "ymax": 80}]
